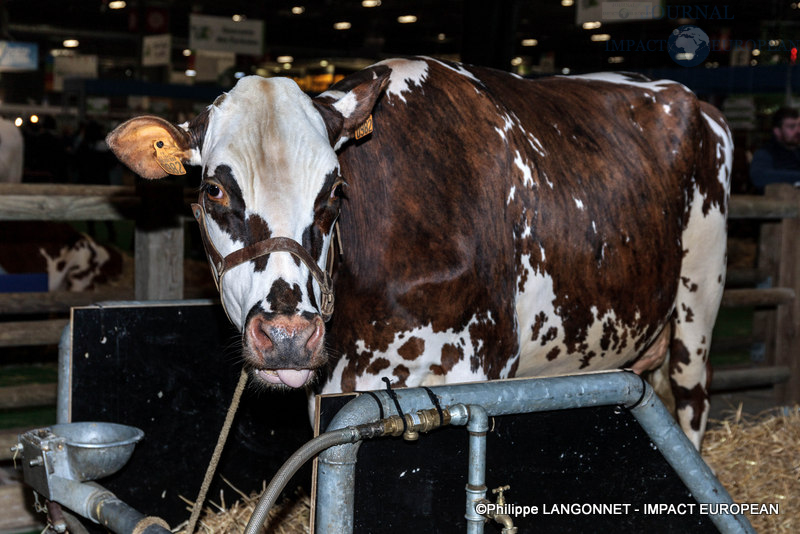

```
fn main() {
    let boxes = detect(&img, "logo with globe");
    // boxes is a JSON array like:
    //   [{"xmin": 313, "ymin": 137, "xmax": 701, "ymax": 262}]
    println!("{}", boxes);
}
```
[{"xmin": 668, "ymin": 25, "xmax": 710, "ymax": 67}]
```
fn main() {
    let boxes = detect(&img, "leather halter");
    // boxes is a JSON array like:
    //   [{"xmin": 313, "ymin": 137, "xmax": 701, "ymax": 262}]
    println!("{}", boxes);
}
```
[{"xmin": 191, "ymin": 200, "xmax": 335, "ymax": 322}]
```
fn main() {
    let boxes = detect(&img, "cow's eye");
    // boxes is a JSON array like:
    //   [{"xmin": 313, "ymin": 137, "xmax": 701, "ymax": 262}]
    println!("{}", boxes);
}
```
[{"xmin": 205, "ymin": 183, "xmax": 225, "ymax": 202}]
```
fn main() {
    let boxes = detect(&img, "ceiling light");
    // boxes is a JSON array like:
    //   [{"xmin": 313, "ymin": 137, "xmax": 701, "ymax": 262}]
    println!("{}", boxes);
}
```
[
  {"xmin": 14, "ymin": 117, "xmax": 23, "ymax": 127},
  {"xmin": 108, "ymin": 1, "xmax": 126, "ymax": 9},
  {"xmin": 591, "ymin": 34, "xmax": 611, "ymax": 42},
  {"xmin": 522, "ymin": 39, "xmax": 538, "ymax": 47},
  {"xmin": 320, "ymin": 60, "xmax": 329, "ymax": 67},
  {"xmin": 30, "ymin": 115, "xmax": 39, "ymax": 124},
  {"xmin": 232, "ymin": 14, "xmax": 246, "ymax": 22},
  {"xmin": 63, "ymin": 39, "xmax": 79, "ymax": 48},
  {"xmin": 185, "ymin": 69, "xmax": 197, "ymax": 77},
  {"xmin": 183, "ymin": 49, "xmax": 192, "ymax": 57},
  {"xmin": 291, "ymin": 6, "xmax": 305, "ymax": 15},
  {"xmin": 437, "ymin": 33, "xmax": 446, "ymax": 41},
  {"xmin": 561, "ymin": 0, "xmax": 574, "ymax": 5},
  {"xmin": 283, "ymin": 63, "xmax": 292, "ymax": 69},
  {"xmin": 276, "ymin": 55, "xmax": 294, "ymax": 63},
  {"xmin": 582, "ymin": 21, "xmax": 601, "ymax": 30},
  {"xmin": 234, "ymin": 72, "xmax": 246, "ymax": 79},
  {"xmin": 752, "ymin": 49, "xmax": 761, "ymax": 56},
  {"xmin": 397, "ymin": 15, "xmax": 417, "ymax": 23},
  {"xmin": 562, "ymin": 68, "xmax": 571, "ymax": 74},
  {"xmin": 333, "ymin": 21, "xmax": 351, "ymax": 30},
  {"xmin": 510, "ymin": 57, "xmax": 523, "ymax": 66},
  {"xmin": 362, "ymin": 0, "xmax": 381, "ymax": 7},
  {"xmin": 608, "ymin": 56, "xmax": 624, "ymax": 64}
]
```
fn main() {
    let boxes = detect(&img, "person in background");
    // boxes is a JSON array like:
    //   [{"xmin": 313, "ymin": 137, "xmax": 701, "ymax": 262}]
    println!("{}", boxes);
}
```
[{"xmin": 750, "ymin": 106, "xmax": 800, "ymax": 190}]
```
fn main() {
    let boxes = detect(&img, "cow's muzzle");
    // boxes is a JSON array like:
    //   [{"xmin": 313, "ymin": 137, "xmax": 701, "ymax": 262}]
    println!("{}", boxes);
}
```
[
  {"xmin": 244, "ymin": 313, "xmax": 325, "ymax": 388},
  {"xmin": 191, "ymin": 201, "xmax": 335, "ymax": 322}
]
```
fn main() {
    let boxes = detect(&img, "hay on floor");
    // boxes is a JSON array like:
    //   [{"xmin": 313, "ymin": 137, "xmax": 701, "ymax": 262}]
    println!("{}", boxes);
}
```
[
  {"xmin": 174, "ymin": 479, "xmax": 309, "ymax": 534},
  {"xmin": 703, "ymin": 405, "xmax": 800, "ymax": 534}
]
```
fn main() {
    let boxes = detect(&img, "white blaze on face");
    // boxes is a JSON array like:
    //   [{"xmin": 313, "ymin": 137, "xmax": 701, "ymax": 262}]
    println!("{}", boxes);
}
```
[{"xmin": 198, "ymin": 76, "xmax": 340, "ymax": 329}]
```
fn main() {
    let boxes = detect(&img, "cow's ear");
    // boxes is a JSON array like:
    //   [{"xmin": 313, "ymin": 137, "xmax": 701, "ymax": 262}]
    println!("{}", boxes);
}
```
[
  {"xmin": 313, "ymin": 67, "xmax": 391, "ymax": 147},
  {"xmin": 106, "ymin": 116, "xmax": 194, "ymax": 179}
]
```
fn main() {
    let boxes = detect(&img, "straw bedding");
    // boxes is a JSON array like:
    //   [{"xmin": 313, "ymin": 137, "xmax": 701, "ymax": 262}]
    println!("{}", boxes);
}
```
[{"xmin": 178, "ymin": 406, "xmax": 799, "ymax": 533}]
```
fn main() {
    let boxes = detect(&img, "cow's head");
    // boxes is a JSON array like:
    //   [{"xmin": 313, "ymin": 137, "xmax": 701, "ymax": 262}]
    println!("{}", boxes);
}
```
[{"xmin": 106, "ymin": 71, "xmax": 389, "ymax": 388}]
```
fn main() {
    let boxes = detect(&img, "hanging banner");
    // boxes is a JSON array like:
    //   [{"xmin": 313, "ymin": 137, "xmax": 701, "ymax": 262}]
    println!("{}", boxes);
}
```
[
  {"xmin": 189, "ymin": 14, "xmax": 264, "ymax": 55},
  {"xmin": 0, "ymin": 41, "xmax": 38, "ymax": 71},
  {"xmin": 143, "ymin": 34, "xmax": 172, "ymax": 67}
]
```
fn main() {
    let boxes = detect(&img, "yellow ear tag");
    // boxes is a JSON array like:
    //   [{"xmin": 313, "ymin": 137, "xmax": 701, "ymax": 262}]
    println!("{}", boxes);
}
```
[
  {"xmin": 154, "ymin": 141, "xmax": 187, "ymax": 175},
  {"xmin": 354, "ymin": 114, "xmax": 374, "ymax": 140}
]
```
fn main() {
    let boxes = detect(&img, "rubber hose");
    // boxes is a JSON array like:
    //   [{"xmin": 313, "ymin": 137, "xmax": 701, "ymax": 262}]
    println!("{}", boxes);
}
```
[{"xmin": 244, "ymin": 428, "xmax": 359, "ymax": 534}]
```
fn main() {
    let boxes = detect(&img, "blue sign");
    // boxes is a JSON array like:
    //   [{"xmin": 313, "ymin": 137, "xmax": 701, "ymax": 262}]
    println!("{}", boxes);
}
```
[{"xmin": 0, "ymin": 41, "xmax": 39, "ymax": 71}]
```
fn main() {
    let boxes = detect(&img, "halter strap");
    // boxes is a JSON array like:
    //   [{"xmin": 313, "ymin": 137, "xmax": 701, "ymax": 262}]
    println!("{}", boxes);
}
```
[{"xmin": 191, "ymin": 201, "xmax": 335, "ymax": 322}]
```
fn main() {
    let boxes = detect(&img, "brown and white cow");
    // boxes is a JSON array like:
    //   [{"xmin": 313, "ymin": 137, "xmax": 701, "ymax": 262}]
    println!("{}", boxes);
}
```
[{"xmin": 107, "ymin": 57, "xmax": 731, "ymax": 448}]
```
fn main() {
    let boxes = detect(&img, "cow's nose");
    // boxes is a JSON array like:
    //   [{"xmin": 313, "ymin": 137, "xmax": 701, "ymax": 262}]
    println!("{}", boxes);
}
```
[{"xmin": 247, "ymin": 314, "xmax": 325, "ymax": 362}]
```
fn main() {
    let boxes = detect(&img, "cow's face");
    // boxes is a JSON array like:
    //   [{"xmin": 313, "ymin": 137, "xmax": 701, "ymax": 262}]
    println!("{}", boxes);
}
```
[{"xmin": 107, "ymin": 72, "xmax": 389, "ymax": 389}]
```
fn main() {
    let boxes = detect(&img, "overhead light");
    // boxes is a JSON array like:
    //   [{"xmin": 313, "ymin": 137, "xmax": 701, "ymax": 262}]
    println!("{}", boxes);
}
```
[
  {"xmin": 291, "ymin": 6, "xmax": 305, "ymax": 15},
  {"xmin": 362, "ymin": 0, "xmax": 381, "ymax": 6},
  {"xmin": 562, "ymin": 68, "xmax": 571, "ymax": 74},
  {"xmin": 510, "ymin": 57, "xmax": 523, "ymax": 66},
  {"xmin": 283, "ymin": 63, "xmax": 292, "ymax": 69},
  {"xmin": 752, "ymin": 49, "xmax": 761, "ymax": 56},
  {"xmin": 63, "ymin": 39, "xmax": 79, "ymax": 48},
  {"xmin": 14, "ymin": 117, "xmax": 23, "ymax": 127},
  {"xmin": 185, "ymin": 69, "xmax": 197, "ymax": 77},
  {"xmin": 437, "ymin": 33, "xmax": 446, "ymax": 41},
  {"xmin": 561, "ymin": 0, "xmax": 574, "ymax": 5},
  {"xmin": 608, "ymin": 56, "xmax": 625, "ymax": 64},
  {"xmin": 276, "ymin": 55, "xmax": 294, "ymax": 63},
  {"xmin": 108, "ymin": 1, "xmax": 126, "ymax": 9},
  {"xmin": 234, "ymin": 71, "xmax": 246, "ymax": 79},
  {"xmin": 522, "ymin": 39, "xmax": 538, "ymax": 47},
  {"xmin": 30, "ymin": 115, "xmax": 39, "ymax": 124},
  {"xmin": 397, "ymin": 15, "xmax": 417, "ymax": 23},
  {"xmin": 183, "ymin": 49, "xmax": 192, "ymax": 57},
  {"xmin": 232, "ymin": 14, "xmax": 246, "ymax": 22},
  {"xmin": 333, "ymin": 21, "xmax": 351, "ymax": 30},
  {"xmin": 591, "ymin": 34, "xmax": 611, "ymax": 42},
  {"xmin": 320, "ymin": 60, "xmax": 329, "ymax": 67},
  {"xmin": 582, "ymin": 21, "xmax": 601, "ymax": 30}
]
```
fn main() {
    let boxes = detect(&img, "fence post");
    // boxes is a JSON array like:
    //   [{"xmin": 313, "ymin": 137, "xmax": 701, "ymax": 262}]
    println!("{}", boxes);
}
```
[
  {"xmin": 135, "ymin": 181, "xmax": 184, "ymax": 300},
  {"xmin": 774, "ymin": 184, "xmax": 800, "ymax": 404}
]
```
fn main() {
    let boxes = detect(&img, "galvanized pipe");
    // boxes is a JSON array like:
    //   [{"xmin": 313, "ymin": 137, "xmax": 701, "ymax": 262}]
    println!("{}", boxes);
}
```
[
  {"xmin": 48, "ymin": 477, "xmax": 171, "ymax": 534},
  {"xmin": 464, "ymin": 405, "xmax": 488, "ymax": 534},
  {"xmin": 315, "ymin": 370, "xmax": 754, "ymax": 534}
]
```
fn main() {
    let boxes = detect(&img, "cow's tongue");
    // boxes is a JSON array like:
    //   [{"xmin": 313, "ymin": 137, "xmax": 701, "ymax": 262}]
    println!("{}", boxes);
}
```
[{"xmin": 276, "ymin": 369, "xmax": 311, "ymax": 388}]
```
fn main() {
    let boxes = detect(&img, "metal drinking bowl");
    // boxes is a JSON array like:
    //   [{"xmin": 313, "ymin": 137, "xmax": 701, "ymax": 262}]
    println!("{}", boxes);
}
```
[{"xmin": 49, "ymin": 422, "xmax": 144, "ymax": 481}]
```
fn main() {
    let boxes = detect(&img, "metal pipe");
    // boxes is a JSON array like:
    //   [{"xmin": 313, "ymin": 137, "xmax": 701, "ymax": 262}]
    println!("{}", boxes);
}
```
[
  {"xmin": 245, "ymin": 427, "xmax": 365, "ymax": 534},
  {"xmin": 315, "ymin": 371, "xmax": 754, "ymax": 534},
  {"xmin": 57, "ymin": 322, "xmax": 71, "ymax": 424},
  {"xmin": 47, "ymin": 477, "xmax": 171, "ymax": 534},
  {"xmin": 465, "ymin": 405, "xmax": 488, "ymax": 534}
]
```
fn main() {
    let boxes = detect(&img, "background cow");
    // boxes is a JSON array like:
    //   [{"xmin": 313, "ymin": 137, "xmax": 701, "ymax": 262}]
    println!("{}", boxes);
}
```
[{"xmin": 107, "ymin": 57, "xmax": 732, "ymax": 448}]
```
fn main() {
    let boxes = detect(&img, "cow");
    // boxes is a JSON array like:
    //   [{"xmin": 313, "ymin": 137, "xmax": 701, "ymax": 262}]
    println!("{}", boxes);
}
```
[
  {"xmin": 106, "ymin": 57, "xmax": 732, "ymax": 449},
  {"xmin": 0, "ymin": 222, "xmax": 124, "ymax": 291},
  {"xmin": 0, "ymin": 118, "xmax": 24, "ymax": 183}
]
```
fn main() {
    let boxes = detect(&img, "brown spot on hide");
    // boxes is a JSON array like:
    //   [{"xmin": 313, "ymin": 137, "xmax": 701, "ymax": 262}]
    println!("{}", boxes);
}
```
[
  {"xmin": 393, "ymin": 365, "xmax": 410, "ymax": 387},
  {"xmin": 366, "ymin": 357, "xmax": 390, "ymax": 375},
  {"xmin": 398, "ymin": 336, "xmax": 425, "ymax": 361}
]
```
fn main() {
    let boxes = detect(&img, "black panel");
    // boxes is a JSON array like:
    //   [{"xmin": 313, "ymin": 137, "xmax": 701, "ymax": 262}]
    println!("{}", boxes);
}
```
[
  {"xmin": 318, "ymin": 396, "xmax": 719, "ymax": 533},
  {"xmin": 69, "ymin": 302, "xmax": 313, "ymax": 528}
]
